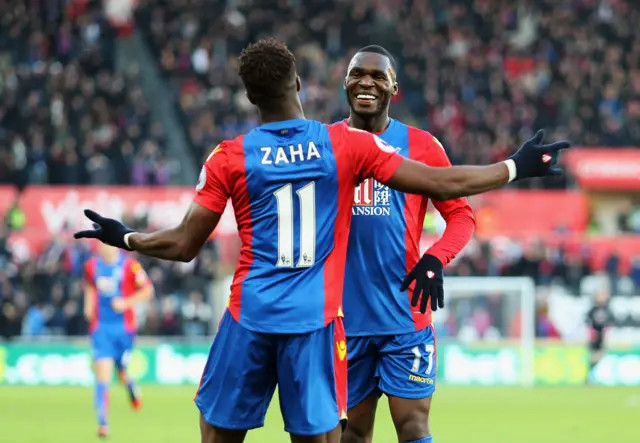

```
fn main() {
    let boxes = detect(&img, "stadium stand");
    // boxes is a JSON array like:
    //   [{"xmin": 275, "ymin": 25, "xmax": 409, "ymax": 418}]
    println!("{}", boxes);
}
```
[{"xmin": 137, "ymin": 0, "xmax": 639, "ymax": 188}]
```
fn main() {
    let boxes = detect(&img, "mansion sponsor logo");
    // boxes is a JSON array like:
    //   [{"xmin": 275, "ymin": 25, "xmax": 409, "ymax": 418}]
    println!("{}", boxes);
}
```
[{"xmin": 353, "ymin": 178, "xmax": 392, "ymax": 216}]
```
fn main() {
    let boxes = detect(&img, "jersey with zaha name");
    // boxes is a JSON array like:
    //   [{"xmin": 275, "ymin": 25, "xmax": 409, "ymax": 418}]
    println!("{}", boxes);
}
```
[
  {"xmin": 194, "ymin": 119, "xmax": 403, "ymax": 334},
  {"xmin": 85, "ymin": 254, "xmax": 150, "ymax": 334},
  {"xmin": 340, "ymin": 119, "xmax": 475, "ymax": 336}
]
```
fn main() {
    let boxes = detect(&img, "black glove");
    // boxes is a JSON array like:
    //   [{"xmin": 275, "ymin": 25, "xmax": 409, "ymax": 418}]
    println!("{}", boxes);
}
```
[
  {"xmin": 400, "ymin": 254, "xmax": 444, "ymax": 314},
  {"xmin": 73, "ymin": 209, "xmax": 135, "ymax": 251},
  {"xmin": 508, "ymin": 129, "xmax": 571, "ymax": 180}
]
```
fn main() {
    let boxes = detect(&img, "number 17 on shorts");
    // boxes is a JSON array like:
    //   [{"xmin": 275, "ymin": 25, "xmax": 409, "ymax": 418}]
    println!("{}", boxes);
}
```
[
  {"xmin": 410, "ymin": 342, "xmax": 435, "ymax": 383},
  {"xmin": 378, "ymin": 325, "xmax": 437, "ymax": 400}
]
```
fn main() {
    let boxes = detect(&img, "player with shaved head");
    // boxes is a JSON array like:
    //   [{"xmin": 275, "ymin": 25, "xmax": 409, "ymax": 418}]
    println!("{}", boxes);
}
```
[{"xmin": 337, "ymin": 45, "xmax": 548, "ymax": 443}]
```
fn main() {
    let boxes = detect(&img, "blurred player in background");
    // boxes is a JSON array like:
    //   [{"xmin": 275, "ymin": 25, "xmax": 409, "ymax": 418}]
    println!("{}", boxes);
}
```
[
  {"xmin": 74, "ymin": 38, "xmax": 569, "ymax": 443},
  {"xmin": 84, "ymin": 242, "xmax": 153, "ymax": 437},
  {"xmin": 338, "ymin": 46, "xmax": 475, "ymax": 443},
  {"xmin": 585, "ymin": 287, "xmax": 613, "ymax": 384}
]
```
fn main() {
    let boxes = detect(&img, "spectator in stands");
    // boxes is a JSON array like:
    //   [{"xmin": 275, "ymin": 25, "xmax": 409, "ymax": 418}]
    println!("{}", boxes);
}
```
[
  {"xmin": 21, "ymin": 300, "xmax": 49, "ymax": 336},
  {"xmin": 159, "ymin": 297, "xmax": 182, "ymax": 336},
  {"xmin": 181, "ymin": 290, "xmax": 213, "ymax": 337},
  {"xmin": 605, "ymin": 251, "xmax": 622, "ymax": 295},
  {"xmin": 63, "ymin": 299, "xmax": 85, "ymax": 336},
  {"xmin": 45, "ymin": 283, "xmax": 68, "ymax": 335},
  {"xmin": 536, "ymin": 302, "xmax": 561, "ymax": 339},
  {"xmin": 631, "ymin": 257, "xmax": 640, "ymax": 291},
  {"xmin": 552, "ymin": 249, "xmax": 592, "ymax": 295},
  {"xmin": 4, "ymin": 197, "xmax": 25, "ymax": 231},
  {"xmin": 0, "ymin": 297, "xmax": 22, "ymax": 339},
  {"xmin": 0, "ymin": 226, "xmax": 11, "ymax": 268}
]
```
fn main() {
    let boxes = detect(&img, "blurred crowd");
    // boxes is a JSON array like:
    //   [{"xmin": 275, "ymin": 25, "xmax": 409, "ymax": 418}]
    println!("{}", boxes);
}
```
[
  {"xmin": 2, "ymin": 0, "xmax": 639, "ymax": 188},
  {"xmin": 138, "ymin": 0, "xmax": 639, "ymax": 190},
  {"xmin": 448, "ymin": 234, "xmax": 640, "ymax": 292},
  {"xmin": 1, "ymin": 0, "xmax": 639, "ymax": 187},
  {"xmin": 0, "ymin": 214, "xmax": 217, "ymax": 340},
  {"xmin": 0, "ymin": 0, "xmax": 169, "ymax": 188}
]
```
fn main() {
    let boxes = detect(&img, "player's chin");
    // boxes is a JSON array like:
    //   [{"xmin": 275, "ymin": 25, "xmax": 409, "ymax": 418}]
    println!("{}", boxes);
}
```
[
  {"xmin": 347, "ymin": 96, "xmax": 375, "ymax": 115},
  {"xmin": 351, "ymin": 103, "xmax": 382, "ymax": 116}
]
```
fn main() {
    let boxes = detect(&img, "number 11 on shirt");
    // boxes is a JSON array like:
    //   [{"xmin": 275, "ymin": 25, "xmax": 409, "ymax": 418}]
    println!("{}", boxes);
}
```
[{"xmin": 274, "ymin": 182, "xmax": 316, "ymax": 268}]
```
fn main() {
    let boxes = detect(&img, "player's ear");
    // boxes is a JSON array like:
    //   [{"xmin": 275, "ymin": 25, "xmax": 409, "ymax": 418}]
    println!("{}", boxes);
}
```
[
  {"xmin": 392, "ymin": 82, "xmax": 399, "ymax": 96},
  {"xmin": 296, "ymin": 75, "xmax": 301, "ymax": 92}
]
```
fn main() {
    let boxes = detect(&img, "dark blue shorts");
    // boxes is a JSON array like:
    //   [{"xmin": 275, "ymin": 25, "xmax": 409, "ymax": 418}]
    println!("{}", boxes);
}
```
[
  {"xmin": 91, "ymin": 328, "xmax": 135, "ymax": 367},
  {"xmin": 195, "ymin": 310, "xmax": 347, "ymax": 436},
  {"xmin": 347, "ymin": 325, "xmax": 436, "ymax": 409}
]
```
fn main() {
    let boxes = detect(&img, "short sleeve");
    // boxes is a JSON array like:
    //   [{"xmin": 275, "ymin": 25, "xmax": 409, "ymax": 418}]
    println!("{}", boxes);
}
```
[
  {"xmin": 129, "ymin": 260, "xmax": 150, "ymax": 289},
  {"xmin": 84, "ymin": 260, "xmax": 96, "ymax": 288},
  {"xmin": 193, "ymin": 142, "xmax": 231, "ymax": 214},
  {"xmin": 346, "ymin": 127, "xmax": 403, "ymax": 183},
  {"xmin": 422, "ymin": 135, "xmax": 451, "ymax": 167}
]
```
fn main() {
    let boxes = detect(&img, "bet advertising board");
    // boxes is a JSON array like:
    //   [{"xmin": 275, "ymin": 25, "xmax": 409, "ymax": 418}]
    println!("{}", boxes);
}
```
[{"xmin": 1, "ymin": 342, "xmax": 638, "ymax": 387}]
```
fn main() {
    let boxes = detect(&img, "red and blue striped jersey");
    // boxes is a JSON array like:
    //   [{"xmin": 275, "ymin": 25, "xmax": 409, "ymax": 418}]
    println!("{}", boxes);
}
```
[
  {"xmin": 194, "ymin": 119, "xmax": 403, "ymax": 333},
  {"xmin": 339, "ymin": 119, "xmax": 475, "ymax": 336},
  {"xmin": 84, "ymin": 254, "xmax": 150, "ymax": 334}
]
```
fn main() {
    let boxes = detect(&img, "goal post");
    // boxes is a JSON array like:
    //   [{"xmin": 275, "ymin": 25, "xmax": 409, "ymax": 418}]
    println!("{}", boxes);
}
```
[{"xmin": 437, "ymin": 277, "xmax": 537, "ymax": 387}]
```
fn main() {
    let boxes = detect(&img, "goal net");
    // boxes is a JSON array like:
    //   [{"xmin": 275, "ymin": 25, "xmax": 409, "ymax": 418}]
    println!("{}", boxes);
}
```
[{"xmin": 434, "ymin": 277, "xmax": 536, "ymax": 387}]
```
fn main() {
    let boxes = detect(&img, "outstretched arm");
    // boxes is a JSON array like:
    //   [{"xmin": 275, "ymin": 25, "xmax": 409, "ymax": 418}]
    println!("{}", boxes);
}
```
[
  {"xmin": 352, "ymin": 128, "xmax": 569, "ymax": 201},
  {"xmin": 126, "ymin": 204, "xmax": 220, "ymax": 262},
  {"xmin": 74, "ymin": 205, "xmax": 221, "ymax": 262},
  {"xmin": 386, "ymin": 160, "xmax": 510, "ymax": 201}
]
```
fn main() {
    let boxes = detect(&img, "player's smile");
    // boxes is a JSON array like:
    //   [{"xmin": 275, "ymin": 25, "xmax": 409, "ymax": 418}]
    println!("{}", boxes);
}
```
[
  {"xmin": 345, "ymin": 52, "xmax": 397, "ymax": 116},
  {"xmin": 354, "ymin": 92, "xmax": 379, "ymax": 107},
  {"xmin": 348, "ymin": 78, "xmax": 387, "ymax": 114}
]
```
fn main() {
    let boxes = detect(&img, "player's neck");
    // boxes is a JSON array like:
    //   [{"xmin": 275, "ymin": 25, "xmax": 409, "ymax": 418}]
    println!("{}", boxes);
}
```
[
  {"xmin": 348, "ymin": 112, "xmax": 390, "ymax": 134},
  {"xmin": 259, "ymin": 101, "xmax": 305, "ymax": 124}
]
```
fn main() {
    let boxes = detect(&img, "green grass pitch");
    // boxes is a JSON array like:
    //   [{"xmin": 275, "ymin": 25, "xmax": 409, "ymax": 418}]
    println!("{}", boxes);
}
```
[{"xmin": 1, "ymin": 385, "xmax": 638, "ymax": 443}]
